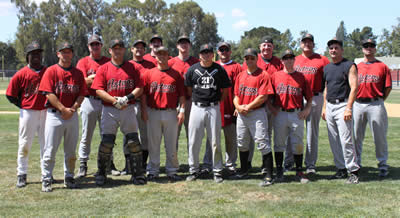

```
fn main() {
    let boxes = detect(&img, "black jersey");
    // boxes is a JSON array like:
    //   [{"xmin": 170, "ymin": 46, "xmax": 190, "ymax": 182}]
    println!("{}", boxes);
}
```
[
  {"xmin": 184, "ymin": 62, "xmax": 231, "ymax": 104},
  {"xmin": 323, "ymin": 58, "xmax": 356, "ymax": 101}
]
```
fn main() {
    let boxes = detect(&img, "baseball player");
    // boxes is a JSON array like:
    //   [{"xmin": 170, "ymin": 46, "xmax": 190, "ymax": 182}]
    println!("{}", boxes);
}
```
[
  {"xmin": 91, "ymin": 39, "xmax": 146, "ymax": 186},
  {"xmin": 285, "ymin": 33, "xmax": 330, "ymax": 174},
  {"xmin": 39, "ymin": 42, "xmax": 88, "ymax": 192},
  {"xmin": 322, "ymin": 38, "xmax": 360, "ymax": 184},
  {"xmin": 242, "ymin": 36, "xmax": 283, "ymax": 169},
  {"xmin": 185, "ymin": 44, "xmax": 231, "ymax": 183},
  {"xmin": 204, "ymin": 42, "xmax": 240, "ymax": 174},
  {"xmin": 354, "ymin": 38, "xmax": 392, "ymax": 177},
  {"xmin": 6, "ymin": 41, "xmax": 47, "ymax": 188},
  {"xmin": 143, "ymin": 34, "xmax": 165, "ymax": 66},
  {"xmin": 141, "ymin": 46, "xmax": 185, "ymax": 182},
  {"xmin": 76, "ymin": 34, "xmax": 120, "ymax": 178},
  {"xmin": 232, "ymin": 48, "xmax": 274, "ymax": 187},
  {"xmin": 268, "ymin": 49, "xmax": 312, "ymax": 184},
  {"xmin": 120, "ymin": 40, "xmax": 155, "ymax": 176}
]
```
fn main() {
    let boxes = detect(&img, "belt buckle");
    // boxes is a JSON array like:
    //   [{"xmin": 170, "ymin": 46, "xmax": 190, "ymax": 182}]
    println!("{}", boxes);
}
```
[{"xmin": 335, "ymin": 99, "xmax": 340, "ymax": 103}]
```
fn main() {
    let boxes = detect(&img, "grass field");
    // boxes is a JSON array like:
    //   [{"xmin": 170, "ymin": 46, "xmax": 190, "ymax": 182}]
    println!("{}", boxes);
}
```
[{"xmin": 1, "ymin": 110, "xmax": 400, "ymax": 216}]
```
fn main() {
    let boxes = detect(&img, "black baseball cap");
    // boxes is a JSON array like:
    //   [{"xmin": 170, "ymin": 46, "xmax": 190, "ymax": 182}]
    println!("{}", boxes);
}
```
[
  {"xmin": 154, "ymin": 46, "xmax": 168, "ymax": 54},
  {"xmin": 57, "ymin": 42, "xmax": 74, "ymax": 52},
  {"xmin": 25, "ymin": 41, "xmax": 43, "ymax": 54},
  {"xmin": 110, "ymin": 39, "xmax": 125, "ymax": 48},
  {"xmin": 177, "ymin": 35, "xmax": 190, "ymax": 44},
  {"xmin": 327, "ymin": 37, "xmax": 343, "ymax": 47},
  {"xmin": 362, "ymin": 38, "xmax": 377, "ymax": 47},
  {"xmin": 88, "ymin": 34, "xmax": 102, "ymax": 44},
  {"xmin": 281, "ymin": 49, "xmax": 295, "ymax": 59},
  {"xmin": 217, "ymin": 42, "xmax": 231, "ymax": 50},
  {"xmin": 150, "ymin": 34, "xmax": 163, "ymax": 43},
  {"xmin": 199, "ymin": 44, "xmax": 214, "ymax": 53},
  {"xmin": 260, "ymin": 36, "xmax": 273, "ymax": 44},
  {"xmin": 301, "ymin": 33, "xmax": 314, "ymax": 43},
  {"xmin": 243, "ymin": 48, "xmax": 258, "ymax": 57},
  {"xmin": 132, "ymin": 40, "xmax": 147, "ymax": 47}
]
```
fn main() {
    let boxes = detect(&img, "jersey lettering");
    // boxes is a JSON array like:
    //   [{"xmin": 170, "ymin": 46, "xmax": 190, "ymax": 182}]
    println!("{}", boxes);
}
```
[
  {"xmin": 194, "ymin": 69, "xmax": 217, "ymax": 90},
  {"xmin": 238, "ymin": 84, "xmax": 258, "ymax": 96},
  {"xmin": 276, "ymin": 83, "xmax": 302, "ymax": 95},
  {"xmin": 358, "ymin": 74, "xmax": 380, "ymax": 83},
  {"xmin": 54, "ymin": 81, "xmax": 80, "ymax": 94},
  {"xmin": 106, "ymin": 79, "xmax": 135, "ymax": 92},
  {"xmin": 294, "ymin": 65, "xmax": 318, "ymax": 74},
  {"xmin": 149, "ymin": 81, "xmax": 176, "ymax": 93}
]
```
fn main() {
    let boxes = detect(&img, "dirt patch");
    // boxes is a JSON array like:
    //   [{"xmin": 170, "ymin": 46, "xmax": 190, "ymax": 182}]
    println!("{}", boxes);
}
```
[{"xmin": 385, "ymin": 103, "xmax": 400, "ymax": 118}]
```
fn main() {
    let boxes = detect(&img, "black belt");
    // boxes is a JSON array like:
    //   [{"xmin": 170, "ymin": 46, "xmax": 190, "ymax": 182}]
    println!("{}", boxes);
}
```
[
  {"xmin": 48, "ymin": 108, "xmax": 58, "ymax": 113},
  {"xmin": 193, "ymin": 102, "xmax": 218, "ymax": 107},
  {"xmin": 86, "ymin": 95, "xmax": 101, "ymax": 100},
  {"xmin": 328, "ymin": 98, "xmax": 347, "ymax": 104},
  {"xmin": 151, "ymin": 107, "xmax": 173, "ymax": 111},
  {"xmin": 280, "ymin": 108, "xmax": 301, "ymax": 112},
  {"xmin": 356, "ymin": 97, "xmax": 381, "ymax": 103},
  {"xmin": 313, "ymin": 92, "xmax": 322, "ymax": 96}
]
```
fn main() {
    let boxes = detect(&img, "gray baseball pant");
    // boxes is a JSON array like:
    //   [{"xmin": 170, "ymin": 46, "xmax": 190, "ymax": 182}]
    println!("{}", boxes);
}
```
[
  {"xmin": 326, "ymin": 102, "xmax": 359, "ymax": 172},
  {"xmin": 273, "ymin": 110, "xmax": 304, "ymax": 154},
  {"xmin": 101, "ymin": 105, "xmax": 138, "ymax": 135},
  {"xmin": 353, "ymin": 99, "xmax": 389, "ymax": 170}
]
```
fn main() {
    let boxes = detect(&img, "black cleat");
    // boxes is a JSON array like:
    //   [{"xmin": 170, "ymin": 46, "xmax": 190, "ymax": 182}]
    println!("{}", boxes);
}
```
[
  {"xmin": 329, "ymin": 169, "xmax": 348, "ymax": 180},
  {"xmin": 16, "ymin": 174, "xmax": 27, "ymax": 188}
]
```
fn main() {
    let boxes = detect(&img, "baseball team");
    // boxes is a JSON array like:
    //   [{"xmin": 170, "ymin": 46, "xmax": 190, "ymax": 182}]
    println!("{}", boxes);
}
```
[{"xmin": 6, "ymin": 32, "xmax": 392, "ymax": 192}]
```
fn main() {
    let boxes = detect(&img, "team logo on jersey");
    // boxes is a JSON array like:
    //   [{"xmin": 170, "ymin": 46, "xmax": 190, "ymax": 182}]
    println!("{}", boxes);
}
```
[
  {"xmin": 358, "ymin": 74, "xmax": 380, "ymax": 84},
  {"xmin": 107, "ymin": 79, "xmax": 135, "ymax": 92},
  {"xmin": 54, "ymin": 81, "xmax": 80, "ymax": 94},
  {"xmin": 294, "ymin": 65, "xmax": 318, "ymax": 75},
  {"xmin": 24, "ymin": 83, "xmax": 40, "ymax": 97},
  {"xmin": 276, "ymin": 83, "xmax": 302, "ymax": 95},
  {"xmin": 149, "ymin": 81, "xmax": 176, "ymax": 93},
  {"xmin": 194, "ymin": 69, "xmax": 217, "ymax": 90},
  {"xmin": 238, "ymin": 84, "xmax": 258, "ymax": 96}
]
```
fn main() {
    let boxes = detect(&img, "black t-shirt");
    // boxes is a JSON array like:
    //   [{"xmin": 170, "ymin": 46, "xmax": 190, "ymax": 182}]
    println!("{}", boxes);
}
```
[
  {"xmin": 323, "ymin": 58, "xmax": 356, "ymax": 101},
  {"xmin": 184, "ymin": 62, "xmax": 231, "ymax": 103}
]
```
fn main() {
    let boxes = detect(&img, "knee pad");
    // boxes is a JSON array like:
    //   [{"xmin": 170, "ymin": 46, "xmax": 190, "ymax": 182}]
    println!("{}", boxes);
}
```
[
  {"xmin": 125, "ymin": 132, "xmax": 141, "ymax": 153},
  {"xmin": 99, "ymin": 134, "xmax": 116, "ymax": 154},
  {"xmin": 293, "ymin": 144, "xmax": 304, "ymax": 155}
]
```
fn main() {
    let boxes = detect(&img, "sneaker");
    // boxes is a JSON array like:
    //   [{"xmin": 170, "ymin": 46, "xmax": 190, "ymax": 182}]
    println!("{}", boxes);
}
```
[
  {"xmin": 16, "ymin": 174, "xmax": 27, "ymax": 188},
  {"xmin": 41, "ymin": 179, "xmax": 52, "ymax": 192},
  {"xmin": 378, "ymin": 169, "xmax": 389, "ymax": 178},
  {"xmin": 168, "ymin": 174, "xmax": 182, "ymax": 182},
  {"xmin": 77, "ymin": 163, "xmax": 87, "ymax": 178},
  {"xmin": 284, "ymin": 163, "xmax": 294, "ymax": 172},
  {"xmin": 147, "ymin": 174, "xmax": 157, "ymax": 181},
  {"xmin": 64, "ymin": 177, "xmax": 78, "ymax": 189},
  {"xmin": 226, "ymin": 166, "xmax": 237, "ymax": 175},
  {"xmin": 345, "ymin": 173, "xmax": 359, "ymax": 184},
  {"xmin": 107, "ymin": 162, "xmax": 121, "ymax": 176},
  {"xmin": 275, "ymin": 168, "xmax": 284, "ymax": 183},
  {"xmin": 259, "ymin": 176, "xmax": 274, "ymax": 187},
  {"xmin": 131, "ymin": 175, "xmax": 147, "ymax": 185},
  {"xmin": 329, "ymin": 169, "xmax": 348, "ymax": 180},
  {"xmin": 186, "ymin": 173, "xmax": 200, "ymax": 182},
  {"xmin": 306, "ymin": 168, "xmax": 316, "ymax": 175},
  {"xmin": 296, "ymin": 171, "xmax": 309, "ymax": 184},
  {"xmin": 214, "ymin": 174, "xmax": 224, "ymax": 183},
  {"xmin": 95, "ymin": 174, "xmax": 107, "ymax": 186},
  {"xmin": 200, "ymin": 167, "xmax": 212, "ymax": 175}
]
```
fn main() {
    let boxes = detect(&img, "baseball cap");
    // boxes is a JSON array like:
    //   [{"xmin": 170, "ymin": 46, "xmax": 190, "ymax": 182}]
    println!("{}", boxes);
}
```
[
  {"xmin": 110, "ymin": 39, "xmax": 125, "ymax": 48},
  {"xmin": 327, "ymin": 37, "xmax": 343, "ymax": 47},
  {"xmin": 150, "ymin": 34, "xmax": 163, "ymax": 43},
  {"xmin": 177, "ymin": 35, "xmax": 190, "ymax": 44},
  {"xmin": 132, "ymin": 40, "xmax": 147, "ymax": 47},
  {"xmin": 57, "ymin": 41, "xmax": 74, "ymax": 52},
  {"xmin": 362, "ymin": 38, "xmax": 376, "ymax": 47},
  {"xmin": 260, "ymin": 36, "xmax": 273, "ymax": 44},
  {"xmin": 88, "ymin": 34, "xmax": 102, "ymax": 44},
  {"xmin": 281, "ymin": 49, "xmax": 295, "ymax": 59},
  {"xmin": 199, "ymin": 44, "xmax": 214, "ymax": 53},
  {"xmin": 301, "ymin": 33, "xmax": 314, "ymax": 43},
  {"xmin": 25, "ymin": 41, "xmax": 43, "ymax": 54},
  {"xmin": 243, "ymin": 48, "xmax": 258, "ymax": 57},
  {"xmin": 217, "ymin": 42, "xmax": 231, "ymax": 50},
  {"xmin": 154, "ymin": 46, "xmax": 168, "ymax": 54}
]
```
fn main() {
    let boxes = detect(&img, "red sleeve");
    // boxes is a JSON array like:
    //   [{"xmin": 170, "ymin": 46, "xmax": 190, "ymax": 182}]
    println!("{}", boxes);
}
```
[
  {"xmin": 176, "ymin": 74, "xmax": 185, "ymax": 97},
  {"xmin": 234, "ymin": 72, "xmax": 241, "ymax": 96},
  {"xmin": 134, "ymin": 68, "xmax": 144, "ymax": 88},
  {"xmin": 39, "ymin": 67, "xmax": 55, "ymax": 93},
  {"xmin": 76, "ymin": 58, "xmax": 88, "ymax": 77},
  {"xmin": 259, "ymin": 73, "xmax": 274, "ymax": 95},
  {"xmin": 303, "ymin": 78, "xmax": 313, "ymax": 101},
  {"xmin": 77, "ymin": 69, "xmax": 89, "ymax": 96},
  {"xmin": 384, "ymin": 65, "xmax": 392, "ymax": 88},
  {"xmin": 143, "ymin": 69, "xmax": 150, "ymax": 95},
  {"xmin": 91, "ymin": 65, "xmax": 106, "ymax": 91},
  {"xmin": 6, "ymin": 70, "xmax": 22, "ymax": 97}
]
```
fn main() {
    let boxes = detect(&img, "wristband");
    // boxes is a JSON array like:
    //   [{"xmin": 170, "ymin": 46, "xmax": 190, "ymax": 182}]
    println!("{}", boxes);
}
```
[
  {"xmin": 126, "ymin": 93, "xmax": 135, "ymax": 100},
  {"xmin": 179, "ymin": 108, "xmax": 185, "ymax": 113}
]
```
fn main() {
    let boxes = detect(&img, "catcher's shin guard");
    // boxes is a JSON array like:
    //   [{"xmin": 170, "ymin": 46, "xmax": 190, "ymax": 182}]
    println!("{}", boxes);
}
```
[{"xmin": 97, "ymin": 134, "xmax": 115, "ymax": 176}]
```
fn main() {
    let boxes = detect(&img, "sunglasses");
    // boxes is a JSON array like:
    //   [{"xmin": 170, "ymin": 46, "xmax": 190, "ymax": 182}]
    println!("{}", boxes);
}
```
[
  {"xmin": 218, "ymin": 47, "xmax": 230, "ymax": 52},
  {"xmin": 363, "ymin": 44, "xmax": 376, "ymax": 49}
]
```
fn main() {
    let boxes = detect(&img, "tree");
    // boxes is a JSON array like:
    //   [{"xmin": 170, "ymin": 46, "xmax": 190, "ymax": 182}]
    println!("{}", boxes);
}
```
[
  {"xmin": 335, "ymin": 21, "xmax": 347, "ymax": 42},
  {"xmin": 0, "ymin": 41, "xmax": 21, "ymax": 70},
  {"xmin": 378, "ymin": 18, "xmax": 400, "ymax": 57}
]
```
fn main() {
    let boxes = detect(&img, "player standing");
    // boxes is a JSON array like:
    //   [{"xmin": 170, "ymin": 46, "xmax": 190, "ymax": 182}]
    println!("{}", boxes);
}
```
[
  {"xmin": 232, "ymin": 48, "xmax": 274, "ymax": 186},
  {"xmin": 91, "ymin": 39, "xmax": 146, "ymax": 186},
  {"xmin": 185, "ymin": 44, "xmax": 231, "ymax": 183},
  {"xmin": 322, "ymin": 38, "xmax": 360, "ymax": 184},
  {"xmin": 354, "ymin": 38, "xmax": 392, "ymax": 178},
  {"xmin": 143, "ymin": 34, "xmax": 164, "ymax": 66},
  {"xmin": 6, "ymin": 41, "xmax": 47, "ymax": 188},
  {"xmin": 39, "ymin": 42, "xmax": 88, "ymax": 192},
  {"xmin": 141, "ymin": 46, "xmax": 185, "ymax": 182}
]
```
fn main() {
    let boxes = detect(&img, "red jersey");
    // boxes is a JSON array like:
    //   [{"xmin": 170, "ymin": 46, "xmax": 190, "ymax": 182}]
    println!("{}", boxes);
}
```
[
  {"xmin": 234, "ymin": 68, "xmax": 274, "ymax": 107},
  {"xmin": 242, "ymin": 54, "xmax": 283, "ymax": 75},
  {"xmin": 294, "ymin": 53, "xmax": 330, "ymax": 93},
  {"xmin": 143, "ymin": 53, "xmax": 158, "ymax": 66},
  {"xmin": 216, "ymin": 60, "xmax": 242, "ymax": 127},
  {"xmin": 6, "ymin": 66, "xmax": 47, "ymax": 110},
  {"xmin": 143, "ymin": 67, "xmax": 184, "ymax": 109},
  {"xmin": 39, "ymin": 64, "xmax": 88, "ymax": 109},
  {"xmin": 271, "ymin": 70, "xmax": 312, "ymax": 110},
  {"xmin": 131, "ymin": 59, "xmax": 156, "ymax": 70},
  {"xmin": 76, "ymin": 56, "xmax": 110, "ymax": 96},
  {"xmin": 91, "ymin": 61, "xmax": 143, "ymax": 106},
  {"xmin": 169, "ymin": 56, "xmax": 199, "ymax": 99},
  {"xmin": 356, "ymin": 60, "xmax": 392, "ymax": 98}
]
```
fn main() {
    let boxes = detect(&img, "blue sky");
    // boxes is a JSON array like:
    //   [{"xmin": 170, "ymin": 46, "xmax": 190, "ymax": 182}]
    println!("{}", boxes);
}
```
[{"xmin": 1, "ymin": 0, "xmax": 399, "ymax": 53}]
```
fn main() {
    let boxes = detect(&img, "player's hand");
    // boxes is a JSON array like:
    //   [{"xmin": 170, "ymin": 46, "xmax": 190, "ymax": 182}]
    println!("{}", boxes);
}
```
[
  {"xmin": 88, "ymin": 74, "xmax": 96, "ymax": 80},
  {"xmin": 61, "ymin": 107, "xmax": 74, "ymax": 120},
  {"xmin": 237, "ymin": 105, "xmax": 249, "ymax": 115},
  {"xmin": 321, "ymin": 111, "xmax": 326, "ymax": 121},
  {"xmin": 298, "ymin": 107, "xmax": 311, "ymax": 120},
  {"xmin": 141, "ymin": 109, "xmax": 148, "ymax": 121},
  {"xmin": 113, "ymin": 100, "xmax": 123, "ymax": 109},
  {"xmin": 177, "ymin": 112, "xmax": 185, "ymax": 125},
  {"xmin": 233, "ymin": 109, "xmax": 238, "ymax": 117},
  {"xmin": 343, "ymin": 108, "xmax": 352, "ymax": 121}
]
